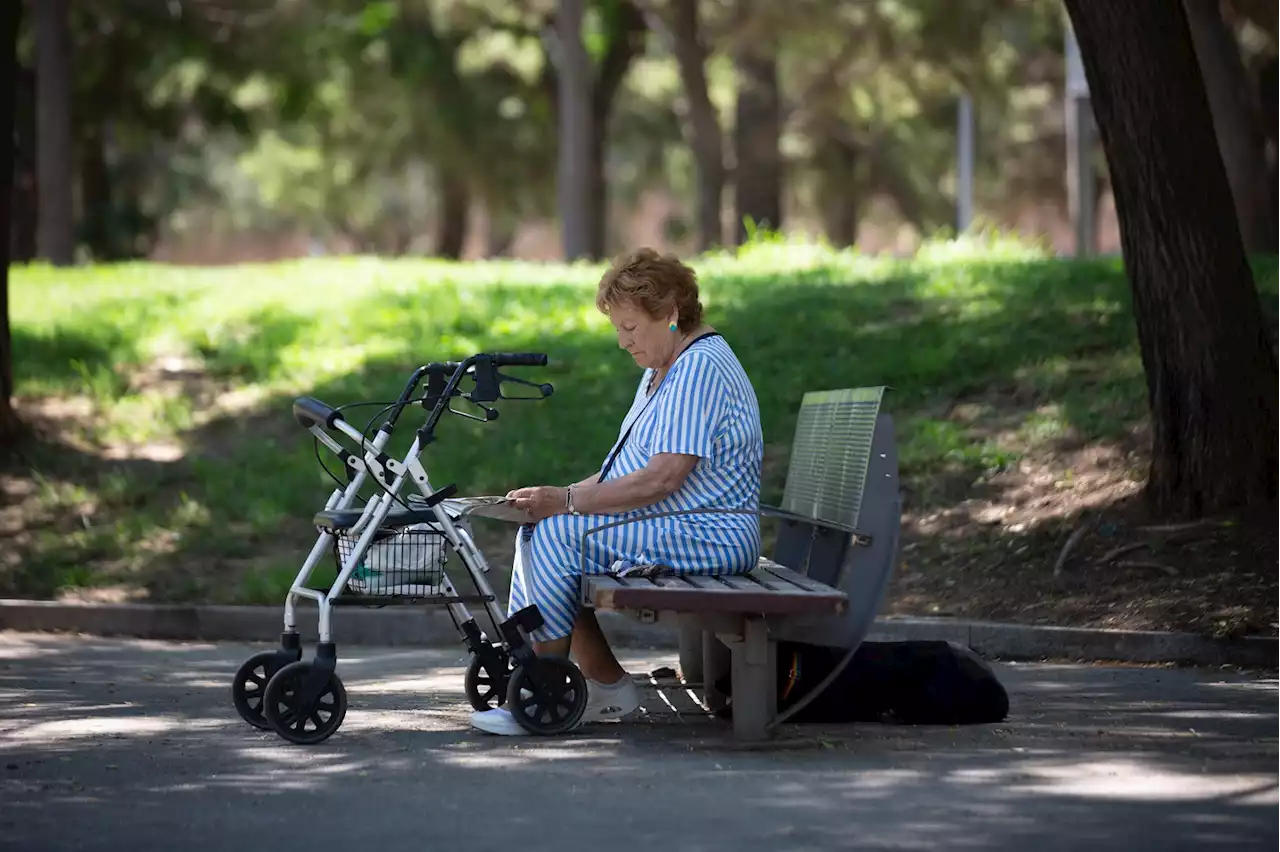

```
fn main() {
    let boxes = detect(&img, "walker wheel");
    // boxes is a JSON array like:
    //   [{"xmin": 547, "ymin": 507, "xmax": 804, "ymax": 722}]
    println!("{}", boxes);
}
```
[
  {"xmin": 232, "ymin": 651, "xmax": 283, "ymax": 730},
  {"xmin": 506, "ymin": 656, "xmax": 588, "ymax": 735},
  {"xmin": 465, "ymin": 653, "xmax": 511, "ymax": 711},
  {"xmin": 262, "ymin": 661, "xmax": 348, "ymax": 745}
]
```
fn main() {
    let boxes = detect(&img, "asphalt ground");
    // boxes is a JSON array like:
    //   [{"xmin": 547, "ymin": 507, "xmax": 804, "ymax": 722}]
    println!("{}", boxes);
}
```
[{"xmin": 0, "ymin": 632, "xmax": 1275, "ymax": 852}]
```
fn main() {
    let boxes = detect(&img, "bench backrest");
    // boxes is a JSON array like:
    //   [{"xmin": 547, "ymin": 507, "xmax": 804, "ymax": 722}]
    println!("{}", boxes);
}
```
[
  {"xmin": 769, "ymin": 386, "xmax": 901, "ymax": 650},
  {"xmin": 780, "ymin": 386, "xmax": 884, "ymax": 533}
]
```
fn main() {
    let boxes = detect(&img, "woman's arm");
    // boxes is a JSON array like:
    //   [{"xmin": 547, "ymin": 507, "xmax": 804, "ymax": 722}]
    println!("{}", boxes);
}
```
[{"xmin": 570, "ymin": 453, "xmax": 698, "ymax": 515}]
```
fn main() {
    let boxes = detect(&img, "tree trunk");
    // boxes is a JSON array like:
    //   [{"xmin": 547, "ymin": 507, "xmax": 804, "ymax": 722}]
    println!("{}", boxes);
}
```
[
  {"xmin": 35, "ymin": 0, "xmax": 74, "ymax": 266},
  {"xmin": 10, "ymin": 63, "xmax": 35, "ymax": 263},
  {"xmin": 1258, "ymin": 58, "xmax": 1278, "ymax": 229},
  {"xmin": 818, "ymin": 131, "xmax": 859, "ymax": 248},
  {"xmin": 1183, "ymin": 0, "xmax": 1277, "ymax": 253},
  {"xmin": 585, "ymin": 1, "xmax": 645, "ymax": 260},
  {"xmin": 1063, "ymin": 0, "xmax": 1278, "ymax": 519},
  {"xmin": 436, "ymin": 169, "xmax": 470, "ymax": 260},
  {"xmin": 485, "ymin": 207, "xmax": 517, "ymax": 258},
  {"xmin": 555, "ymin": 0, "xmax": 593, "ymax": 262},
  {"xmin": 648, "ymin": 0, "xmax": 725, "ymax": 252},
  {"xmin": 1, "ymin": 1, "xmax": 23, "ymax": 443},
  {"xmin": 733, "ymin": 50, "xmax": 782, "ymax": 244},
  {"xmin": 78, "ymin": 123, "xmax": 115, "ymax": 261}
]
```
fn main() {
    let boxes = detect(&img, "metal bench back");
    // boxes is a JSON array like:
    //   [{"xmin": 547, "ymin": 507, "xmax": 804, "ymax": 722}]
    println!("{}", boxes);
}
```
[
  {"xmin": 780, "ymin": 386, "xmax": 885, "ymax": 531},
  {"xmin": 770, "ymin": 387, "xmax": 901, "ymax": 650}
]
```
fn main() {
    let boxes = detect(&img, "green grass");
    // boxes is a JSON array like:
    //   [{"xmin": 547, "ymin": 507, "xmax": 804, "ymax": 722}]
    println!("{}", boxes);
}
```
[{"xmin": 6, "ymin": 234, "xmax": 1278, "ymax": 604}]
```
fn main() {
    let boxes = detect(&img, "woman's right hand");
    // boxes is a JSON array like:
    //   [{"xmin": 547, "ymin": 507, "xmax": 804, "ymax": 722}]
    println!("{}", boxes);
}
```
[{"xmin": 505, "ymin": 485, "xmax": 568, "ymax": 521}]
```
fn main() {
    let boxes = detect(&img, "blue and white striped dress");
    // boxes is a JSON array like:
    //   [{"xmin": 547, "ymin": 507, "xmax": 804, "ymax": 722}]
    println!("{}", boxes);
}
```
[{"xmin": 507, "ymin": 334, "xmax": 764, "ymax": 643}]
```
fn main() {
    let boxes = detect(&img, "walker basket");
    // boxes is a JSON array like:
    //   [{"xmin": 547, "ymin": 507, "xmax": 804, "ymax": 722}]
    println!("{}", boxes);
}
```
[{"xmin": 329, "ymin": 523, "xmax": 450, "ymax": 597}]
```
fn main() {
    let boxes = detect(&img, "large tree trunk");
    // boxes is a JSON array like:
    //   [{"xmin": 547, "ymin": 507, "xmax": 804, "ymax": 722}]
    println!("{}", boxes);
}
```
[
  {"xmin": 646, "ymin": 0, "xmax": 725, "ymax": 252},
  {"xmin": 1063, "ymin": 0, "xmax": 1278, "ymax": 519},
  {"xmin": 1183, "ymin": 0, "xmax": 1277, "ymax": 253},
  {"xmin": 10, "ymin": 64, "xmax": 35, "ymax": 263},
  {"xmin": 1, "ymin": 1, "xmax": 23, "ymax": 443},
  {"xmin": 35, "ymin": 0, "xmax": 74, "ymax": 266},
  {"xmin": 555, "ymin": 0, "xmax": 593, "ymax": 261},
  {"xmin": 733, "ymin": 49, "xmax": 782, "ymax": 244},
  {"xmin": 1258, "ymin": 57, "xmax": 1278, "ymax": 225}
]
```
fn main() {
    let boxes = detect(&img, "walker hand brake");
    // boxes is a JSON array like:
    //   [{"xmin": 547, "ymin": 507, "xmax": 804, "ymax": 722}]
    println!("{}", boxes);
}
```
[
  {"xmin": 496, "ymin": 370, "xmax": 554, "ymax": 400},
  {"xmin": 472, "ymin": 354, "xmax": 553, "ymax": 403}
]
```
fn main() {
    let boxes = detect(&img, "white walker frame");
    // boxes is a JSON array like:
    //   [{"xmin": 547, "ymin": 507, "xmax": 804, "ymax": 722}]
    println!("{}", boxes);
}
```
[{"xmin": 229, "ymin": 353, "xmax": 592, "ymax": 744}]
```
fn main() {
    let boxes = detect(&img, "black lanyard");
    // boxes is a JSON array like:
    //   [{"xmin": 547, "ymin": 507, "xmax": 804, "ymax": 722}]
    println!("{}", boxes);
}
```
[{"xmin": 597, "ymin": 332, "xmax": 721, "ymax": 482}]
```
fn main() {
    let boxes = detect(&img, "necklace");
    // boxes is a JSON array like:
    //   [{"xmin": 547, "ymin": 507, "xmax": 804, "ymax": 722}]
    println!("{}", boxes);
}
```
[{"xmin": 647, "ymin": 332, "xmax": 691, "ymax": 395}]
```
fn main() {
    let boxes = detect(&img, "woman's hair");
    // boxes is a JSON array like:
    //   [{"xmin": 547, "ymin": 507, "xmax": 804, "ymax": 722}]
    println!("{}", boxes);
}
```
[{"xmin": 595, "ymin": 247, "xmax": 704, "ymax": 332}]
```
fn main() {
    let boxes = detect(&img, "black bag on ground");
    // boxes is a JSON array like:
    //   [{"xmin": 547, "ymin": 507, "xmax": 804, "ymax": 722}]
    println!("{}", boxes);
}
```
[{"xmin": 714, "ymin": 639, "xmax": 1010, "ymax": 725}]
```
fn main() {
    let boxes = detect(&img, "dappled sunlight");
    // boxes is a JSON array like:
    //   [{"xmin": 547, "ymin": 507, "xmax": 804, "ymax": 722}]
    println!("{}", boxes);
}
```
[
  {"xmin": 1159, "ymin": 709, "xmax": 1274, "ymax": 721},
  {"xmin": 1202, "ymin": 678, "xmax": 1278, "ymax": 693},
  {"xmin": 1010, "ymin": 758, "xmax": 1276, "ymax": 803},
  {"xmin": 0, "ymin": 635, "xmax": 1273, "ymax": 849},
  {"xmin": 345, "ymin": 671, "xmax": 464, "ymax": 695},
  {"xmin": 1, "ymin": 713, "xmax": 229, "ymax": 745},
  {"xmin": 432, "ymin": 741, "xmax": 627, "ymax": 769},
  {"xmin": 6, "ymin": 255, "xmax": 1276, "ymax": 635}
]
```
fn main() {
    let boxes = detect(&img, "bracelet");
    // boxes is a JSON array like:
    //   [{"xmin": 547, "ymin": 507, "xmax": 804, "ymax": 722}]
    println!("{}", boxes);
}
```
[{"xmin": 566, "ymin": 485, "xmax": 579, "ymax": 515}]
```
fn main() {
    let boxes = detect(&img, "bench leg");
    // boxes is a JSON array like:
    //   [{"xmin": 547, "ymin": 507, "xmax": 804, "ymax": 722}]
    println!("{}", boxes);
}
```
[
  {"xmin": 701, "ymin": 630, "xmax": 731, "ymax": 712},
  {"xmin": 728, "ymin": 617, "xmax": 777, "ymax": 741},
  {"xmin": 677, "ymin": 616, "xmax": 704, "ymax": 684}
]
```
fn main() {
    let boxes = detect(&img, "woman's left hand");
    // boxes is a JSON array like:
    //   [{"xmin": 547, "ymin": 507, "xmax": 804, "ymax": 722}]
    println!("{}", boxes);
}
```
[{"xmin": 505, "ymin": 486, "xmax": 567, "ymax": 521}]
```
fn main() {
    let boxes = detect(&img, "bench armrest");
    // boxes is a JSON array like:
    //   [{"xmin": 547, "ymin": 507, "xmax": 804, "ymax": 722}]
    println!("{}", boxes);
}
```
[{"xmin": 762, "ymin": 501, "xmax": 855, "ymax": 534}]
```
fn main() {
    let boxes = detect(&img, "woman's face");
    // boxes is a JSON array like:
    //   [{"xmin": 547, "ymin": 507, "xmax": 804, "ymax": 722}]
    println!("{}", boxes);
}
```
[{"xmin": 607, "ymin": 299, "xmax": 679, "ymax": 370}]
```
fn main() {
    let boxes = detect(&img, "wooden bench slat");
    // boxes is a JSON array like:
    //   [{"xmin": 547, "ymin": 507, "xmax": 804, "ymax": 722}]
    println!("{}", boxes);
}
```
[
  {"xmin": 740, "ymin": 570, "xmax": 804, "ymax": 594},
  {"xmin": 760, "ymin": 560, "xmax": 834, "ymax": 594},
  {"xmin": 680, "ymin": 575, "xmax": 732, "ymax": 591},
  {"xmin": 719, "ymin": 572, "xmax": 798, "ymax": 595},
  {"xmin": 584, "ymin": 561, "xmax": 847, "ymax": 616},
  {"xmin": 708, "ymin": 573, "xmax": 764, "ymax": 592},
  {"xmin": 636, "ymin": 569, "xmax": 821, "ymax": 597},
  {"xmin": 584, "ymin": 582, "xmax": 846, "ymax": 616}
]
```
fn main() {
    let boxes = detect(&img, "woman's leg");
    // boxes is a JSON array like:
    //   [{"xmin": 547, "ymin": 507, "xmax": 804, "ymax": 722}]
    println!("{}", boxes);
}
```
[
  {"xmin": 473, "ymin": 514, "xmax": 637, "ymax": 733},
  {"xmin": 509, "ymin": 514, "xmax": 628, "ymax": 682},
  {"xmin": 563, "ymin": 608, "xmax": 627, "ymax": 684},
  {"xmin": 512, "ymin": 511, "xmax": 627, "ymax": 675}
]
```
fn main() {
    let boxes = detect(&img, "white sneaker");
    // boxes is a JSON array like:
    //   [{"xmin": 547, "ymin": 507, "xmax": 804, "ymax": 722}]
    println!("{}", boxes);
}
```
[
  {"xmin": 469, "ymin": 707, "xmax": 530, "ymax": 736},
  {"xmin": 576, "ymin": 675, "xmax": 641, "ymax": 726},
  {"xmin": 469, "ymin": 675, "xmax": 640, "ymax": 736}
]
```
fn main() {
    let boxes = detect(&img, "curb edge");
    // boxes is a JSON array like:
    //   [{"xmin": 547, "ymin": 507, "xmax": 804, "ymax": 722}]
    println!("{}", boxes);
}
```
[{"xmin": 0, "ymin": 600, "xmax": 1274, "ymax": 669}]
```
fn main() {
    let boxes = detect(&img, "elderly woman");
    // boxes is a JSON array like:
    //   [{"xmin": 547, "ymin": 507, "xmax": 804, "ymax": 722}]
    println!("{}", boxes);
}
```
[{"xmin": 470, "ymin": 248, "xmax": 764, "ymax": 736}]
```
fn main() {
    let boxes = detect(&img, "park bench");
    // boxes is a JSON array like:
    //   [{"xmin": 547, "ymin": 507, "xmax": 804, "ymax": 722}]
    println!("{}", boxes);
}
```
[{"xmin": 581, "ymin": 386, "xmax": 902, "ymax": 741}]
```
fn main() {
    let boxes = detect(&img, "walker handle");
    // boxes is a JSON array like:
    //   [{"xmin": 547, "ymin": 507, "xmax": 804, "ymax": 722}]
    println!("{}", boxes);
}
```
[{"xmin": 492, "ymin": 353, "xmax": 547, "ymax": 367}]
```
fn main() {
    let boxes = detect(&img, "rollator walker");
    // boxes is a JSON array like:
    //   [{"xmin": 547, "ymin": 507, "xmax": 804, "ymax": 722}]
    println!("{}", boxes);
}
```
[{"xmin": 229, "ymin": 352, "xmax": 587, "ymax": 744}]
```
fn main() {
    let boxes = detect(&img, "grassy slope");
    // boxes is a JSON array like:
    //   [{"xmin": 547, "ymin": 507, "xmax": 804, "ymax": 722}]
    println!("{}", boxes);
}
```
[{"xmin": 4, "ymin": 238, "xmax": 1277, "ymax": 627}]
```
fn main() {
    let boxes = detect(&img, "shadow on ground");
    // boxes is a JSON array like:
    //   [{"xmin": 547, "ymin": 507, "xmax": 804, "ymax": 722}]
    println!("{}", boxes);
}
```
[{"xmin": 0, "ymin": 633, "xmax": 1275, "ymax": 852}]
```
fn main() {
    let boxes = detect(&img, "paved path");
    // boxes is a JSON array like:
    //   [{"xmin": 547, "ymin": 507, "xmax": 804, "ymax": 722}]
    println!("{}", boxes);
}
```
[{"xmin": 0, "ymin": 632, "xmax": 1274, "ymax": 852}]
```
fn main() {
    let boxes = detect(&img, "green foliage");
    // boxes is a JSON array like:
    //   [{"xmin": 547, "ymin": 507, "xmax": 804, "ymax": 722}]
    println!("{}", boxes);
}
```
[
  {"xmin": 9, "ymin": 247, "xmax": 1278, "ymax": 603},
  {"xmin": 19, "ymin": 0, "xmax": 1092, "ymax": 261}
]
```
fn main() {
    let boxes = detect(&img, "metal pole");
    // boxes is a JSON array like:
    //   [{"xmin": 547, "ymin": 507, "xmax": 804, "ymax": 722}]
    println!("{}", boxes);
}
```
[
  {"xmin": 956, "ymin": 93, "xmax": 974, "ymax": 233},
  {"xmin": 1065, "ymin": 21, "xmax": 1096, "ymax": 256}
]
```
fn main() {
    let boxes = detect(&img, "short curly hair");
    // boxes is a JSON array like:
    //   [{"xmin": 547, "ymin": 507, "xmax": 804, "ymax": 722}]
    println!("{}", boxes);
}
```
[{"xmin": 595, "ymin": 247, "xmax": 704, "ymax": 332}]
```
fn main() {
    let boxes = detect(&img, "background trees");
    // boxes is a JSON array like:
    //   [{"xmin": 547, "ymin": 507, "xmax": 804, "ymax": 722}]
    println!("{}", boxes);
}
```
[{"xmin": 3, "ymin": 0, "xmax": 1278, "ymax": 521}]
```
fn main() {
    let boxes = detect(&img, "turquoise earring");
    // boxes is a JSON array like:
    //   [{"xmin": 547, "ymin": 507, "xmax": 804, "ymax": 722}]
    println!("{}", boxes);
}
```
[{"xmin": 669, "ymin": 322, "xmax": 678, "ymax": 332}]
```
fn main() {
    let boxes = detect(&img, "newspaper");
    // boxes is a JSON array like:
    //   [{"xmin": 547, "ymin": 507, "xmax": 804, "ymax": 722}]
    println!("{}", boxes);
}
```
[{"xmin": 439, "ymin": 495, "xmax": 530, "ymax": 524}]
